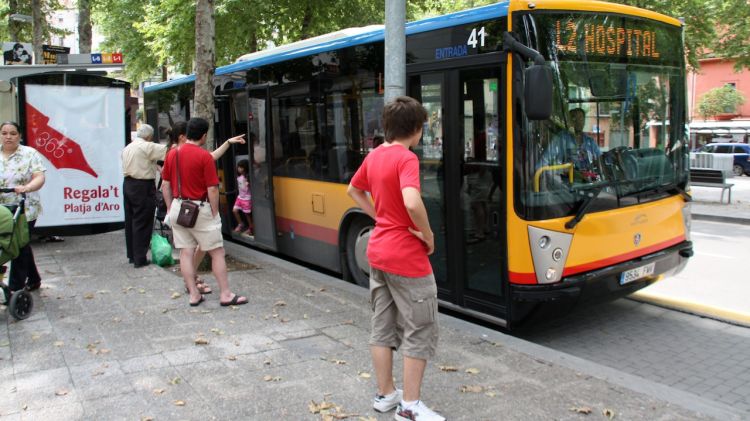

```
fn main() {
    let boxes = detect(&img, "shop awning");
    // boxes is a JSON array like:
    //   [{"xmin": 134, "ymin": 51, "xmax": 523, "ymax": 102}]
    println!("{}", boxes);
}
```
[{"xmin": 689, "ymin": 120, "xmax": 750, "ymax": 134}]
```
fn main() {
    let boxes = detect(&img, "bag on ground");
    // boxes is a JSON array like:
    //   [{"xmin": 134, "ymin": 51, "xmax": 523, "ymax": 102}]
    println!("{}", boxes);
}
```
[{"xmin": 150, "ymin": 233, "xmax": 175, "ymax": 267}]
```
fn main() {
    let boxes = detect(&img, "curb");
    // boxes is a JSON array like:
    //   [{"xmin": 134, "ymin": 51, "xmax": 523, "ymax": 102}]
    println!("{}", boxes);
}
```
[
  {"xmin": 691, "ymin": 212, "xmax": 750, "ymax": 225},
  {"xmin": 630, "ymin": 290, "xmax": 750, "ymax": 328}
]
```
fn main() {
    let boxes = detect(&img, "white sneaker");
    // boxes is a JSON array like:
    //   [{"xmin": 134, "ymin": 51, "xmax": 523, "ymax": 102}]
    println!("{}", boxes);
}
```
[
  {"xmin": 373, "ymin": 389, "xmax": 402, "ymax": 412},
  {"xmin": 394, "ymin": 400, "xmax": 445, "ymax": 421}
]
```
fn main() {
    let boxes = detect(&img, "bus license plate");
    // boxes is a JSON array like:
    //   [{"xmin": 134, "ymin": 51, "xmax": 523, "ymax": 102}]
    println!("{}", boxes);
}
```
[{"xmin": 620, "ymin": 262, "xmax": 655, "ymax": 285}]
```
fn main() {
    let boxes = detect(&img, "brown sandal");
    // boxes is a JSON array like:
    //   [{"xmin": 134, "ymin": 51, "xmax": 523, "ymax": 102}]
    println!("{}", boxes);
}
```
[{"xmin": 185, "ymin": 277, "xmax": 212, "ymax": 294}]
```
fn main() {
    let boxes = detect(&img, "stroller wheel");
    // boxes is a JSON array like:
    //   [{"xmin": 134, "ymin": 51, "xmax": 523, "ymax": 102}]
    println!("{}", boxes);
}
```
[
  {"xmin": 9, "ymin": 290, "xmax": 33, "ymax": 320},
  {"xmin": 1, "ymin": 285, "xmax": 10, "ymax": 304}
]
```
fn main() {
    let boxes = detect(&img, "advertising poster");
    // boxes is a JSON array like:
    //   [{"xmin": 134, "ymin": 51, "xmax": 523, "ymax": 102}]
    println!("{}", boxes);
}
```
[
  {"xmin": 2, "ymin": 41, "xmax": 33, "ymax": 65},
  {"xmin": 23, "ymin": 84, "xmax": 126, "ymax": 227},
  {"xmin": 42, "ymin": 45, "xmax": 70, "ymax": 64}
]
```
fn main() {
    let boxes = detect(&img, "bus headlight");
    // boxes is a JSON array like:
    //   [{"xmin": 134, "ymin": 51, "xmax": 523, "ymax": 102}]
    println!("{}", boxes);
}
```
[
  {"xmin": 552, "ymin": 248, "xmax": 563, "ymax": 261},
  {"xmin": 528, "ymin": 226, "xmax": 573, "ymax": 284}
]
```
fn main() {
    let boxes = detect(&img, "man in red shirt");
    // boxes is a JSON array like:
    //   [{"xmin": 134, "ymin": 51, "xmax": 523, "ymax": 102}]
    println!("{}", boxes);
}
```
[
  {"xmin": 161, "ymin": 118, "xmax": 247, "ymax": 307},
  {"xmin": 348, "ymin": 97, "xmax": 444, "ymax": 421}
]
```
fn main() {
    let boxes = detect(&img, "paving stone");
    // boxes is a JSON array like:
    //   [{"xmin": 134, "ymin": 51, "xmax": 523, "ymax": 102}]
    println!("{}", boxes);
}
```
[{"xmin": 0, "ymin": 232, "xmax": 732, "ymax": 420}]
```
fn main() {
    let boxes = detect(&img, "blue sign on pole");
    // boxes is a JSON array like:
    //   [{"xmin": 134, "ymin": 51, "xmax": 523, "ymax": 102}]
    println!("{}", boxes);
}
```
[{"xmin": 90, "ymin": 54, "xmax": 102, "ymax": 64}]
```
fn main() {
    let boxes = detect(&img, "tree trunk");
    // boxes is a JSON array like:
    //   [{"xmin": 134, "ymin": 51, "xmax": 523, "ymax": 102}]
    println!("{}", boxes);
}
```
[
  {"xmin": 31, "ymin": 0, "xmax": 44, "ymax": 63},
  {"xmin": 78, "ymin": 0, "xmax": 92, "ymax": 54},
  {"xmin": 300, "ymin": 2, "xmax": 313, "ymax": 40},
  {"xmin": 8, "ymin": 0, "xmax": 21, "ymax": 42},
  {"xmin": 194, "ymin": 0, "xmax": 216, "ymax": 149}
]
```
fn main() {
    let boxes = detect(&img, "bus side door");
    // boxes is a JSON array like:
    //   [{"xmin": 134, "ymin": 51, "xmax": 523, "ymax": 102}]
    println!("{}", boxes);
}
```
[{"xmin": 247, "ymin": 86, "xmax": 279, "ymax": 251}]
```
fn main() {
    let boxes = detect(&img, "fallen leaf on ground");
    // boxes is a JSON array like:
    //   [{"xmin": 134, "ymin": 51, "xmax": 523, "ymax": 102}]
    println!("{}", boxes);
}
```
[
  {"xmin": 603, "ymin": 408, "xmax": 615, "ymax": 419},
  {"xmin": 227, "ymin": 355, "xmax": 237, "ymax": 361},
  {"xmin": 22, "ymin": 404, "xmax": 27, "ymax": 410},
  {"xmin": 308, "ymin": 400, "xmax": 336, "ymax": 414},
  {"xmin": 439, "ymin": 365, "xmax": 458, "ymax": 372},
  {"xmin": 570, "ymin": 406, "xmax": 592, "ymax": 414},
  {"xmin": 55, "ymin": 389, "xmax": 68, "ymax": 396},
  {"xmin": 274, "ymin": 300, "xmax": 286, "ymax": 307},
  {"xmin": 153, "ymin": 388, "xmax": 165, "ymax": 395},
  {"xmin": 459, "ymin": 385, "xmax": 484, "ymax": 393},
  {"xmin": 358, "ymin": 372, "xmax": 371, "ymax": 379},
  {"xmin": 173, "ymin": 400, "xmax": 186, "ymax": 406},
  {"xmin": 83, "ymin": 293, "xmax": 95, "ymax": 299},
  {"xmin": 210, "ymin": 328, "xmax": 224, "ymax": 335},
  {"xmin": 263, "ymin": 359, "xmax": 272, "ymax": 365},
  {"xmin": 194, "ymin": 337, "xmax": 209, "ymax": 345},
  {"xmin": 485, "ymin": 391, "xmax": 497, "ymax": 397},
  {"xmin": 171, "ymin": 292, "xmax": 181, "ymax": 299},
  {"xmin": 138, "ymin": 289, "xmax": 146, "ymax": 294},
  {"xmin": 31, "ymin": 333, "xmax": 41, "ymax": 340},
  {"xmin": 169, "ymin": 377, "xmax": 181, "ymax": 385},
  {"xmin": 465, "ymin": 367, "xmax": 480, "ymax": 374}
]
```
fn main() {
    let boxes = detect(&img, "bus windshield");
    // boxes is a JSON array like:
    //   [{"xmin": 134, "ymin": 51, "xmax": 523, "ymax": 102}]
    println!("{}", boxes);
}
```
[{"xmin": 516, "ymin": 12, "xmax": 688, "ymax": 220}]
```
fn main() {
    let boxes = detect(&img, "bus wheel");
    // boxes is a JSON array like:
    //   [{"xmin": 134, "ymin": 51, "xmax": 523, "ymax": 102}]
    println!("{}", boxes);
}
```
[{"xmin": 345, "ymin": 217, "xmax": 373, "ymax": 287}]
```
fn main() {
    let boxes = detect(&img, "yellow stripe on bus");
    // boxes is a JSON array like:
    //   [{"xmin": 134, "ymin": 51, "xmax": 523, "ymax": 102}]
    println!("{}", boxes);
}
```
[
  {"xmin": 509, "ymin": 0, "xmax": 682, "ymax": 27},
  {"xmin": 272, "ymin": 176, "xmax": 355, "ymax": 230}
]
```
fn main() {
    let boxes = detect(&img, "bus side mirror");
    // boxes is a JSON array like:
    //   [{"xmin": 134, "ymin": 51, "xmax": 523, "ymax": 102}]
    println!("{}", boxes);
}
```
[{"xmin": 525, "ymin": 65, "xmax": 552, "ymax": 120}]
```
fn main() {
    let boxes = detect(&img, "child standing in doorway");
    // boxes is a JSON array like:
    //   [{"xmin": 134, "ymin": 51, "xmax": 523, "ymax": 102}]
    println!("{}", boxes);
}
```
[{"xmin": 232, "ymin": 159, "xmax": 253, "ymax": 236}]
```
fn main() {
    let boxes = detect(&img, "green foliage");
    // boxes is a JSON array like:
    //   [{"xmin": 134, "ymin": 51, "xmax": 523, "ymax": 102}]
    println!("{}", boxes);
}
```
[
  {"xmin": 610, "ymin": 0, "xmax": 750, "ymax": 70},
  {"xmin": 697, "ymin": 85, "xmax": 746, "ymax": 119},
  {"xmin": 0, "ymin": 0, "xmax": 69, "ymax": 45}
]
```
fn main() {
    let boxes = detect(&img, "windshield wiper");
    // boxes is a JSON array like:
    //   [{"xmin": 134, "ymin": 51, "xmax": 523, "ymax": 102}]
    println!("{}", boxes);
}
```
[
  {"xmin": 620, "ymin": 180, "xmax": 692, "ymax": 202},
  {"xmin": 565, "ymin": 181, "xmax": 611, "ymax": 229},
  {"xmin": 565, "ymin": 179, "xmax": 639, "ymax": 229}
]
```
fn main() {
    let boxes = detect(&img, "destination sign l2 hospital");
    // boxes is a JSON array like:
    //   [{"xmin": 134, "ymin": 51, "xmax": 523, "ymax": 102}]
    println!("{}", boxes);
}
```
[{"xmin": 555, "ymin": 19, "xmax": 661, "ymax": 59}]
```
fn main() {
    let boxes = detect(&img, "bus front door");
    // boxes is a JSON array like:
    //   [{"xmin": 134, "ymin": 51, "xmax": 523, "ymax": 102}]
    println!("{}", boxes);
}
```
[
  {"xmin": 247, "ymin": 87, "xmax": 279, "ymax": 251},
  {"xmin": 409, "ymin": 63, "xmax": 508, "ymax": 324}
]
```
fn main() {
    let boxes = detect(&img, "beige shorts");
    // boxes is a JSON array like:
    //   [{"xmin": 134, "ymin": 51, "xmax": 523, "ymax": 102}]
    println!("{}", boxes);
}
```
[
  {"xmin": 169, "ymin": 200, "xmax": 224, "ymax": 251},
  {"xmin": 369, "ymin": 268, "xmax": 438, "ymax": 360}
]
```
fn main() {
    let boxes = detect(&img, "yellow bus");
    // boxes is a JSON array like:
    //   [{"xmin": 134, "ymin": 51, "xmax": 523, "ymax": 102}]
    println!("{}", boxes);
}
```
[{"xmin": 145, "ymin": 0, "xmax": 693, "ymax": 328}]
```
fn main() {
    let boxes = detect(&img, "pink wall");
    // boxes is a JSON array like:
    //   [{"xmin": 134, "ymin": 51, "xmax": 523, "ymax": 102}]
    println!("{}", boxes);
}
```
[{"xmin": 689, "ymin": 58, "xmax": 750, "ymax": 120}]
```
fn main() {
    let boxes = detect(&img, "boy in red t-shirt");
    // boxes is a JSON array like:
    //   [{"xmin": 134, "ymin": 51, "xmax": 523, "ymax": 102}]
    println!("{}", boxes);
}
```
[{"xmin": 348, "ymin": 96, "xmax": 444, "ymax": 421}]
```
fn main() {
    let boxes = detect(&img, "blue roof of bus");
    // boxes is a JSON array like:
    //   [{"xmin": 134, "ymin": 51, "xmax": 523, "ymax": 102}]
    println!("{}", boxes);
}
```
[{"xmin": 144, "ymin": 1, "xmax": 509, "ymax": 93}]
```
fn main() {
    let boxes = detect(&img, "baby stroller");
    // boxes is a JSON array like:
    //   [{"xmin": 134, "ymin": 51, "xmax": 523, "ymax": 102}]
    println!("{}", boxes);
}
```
[
  {"xmin": 154, "ymin": 180, "xmax": 172, "ymax": 243},
  {"xmin": 0, "ymin": 189, "xmax": 33, "ymax": 320}
]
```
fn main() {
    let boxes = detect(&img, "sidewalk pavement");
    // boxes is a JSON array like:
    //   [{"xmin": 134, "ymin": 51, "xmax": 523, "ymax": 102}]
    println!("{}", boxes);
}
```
[
  {"xmin": 0, "ymin": 231, "xmax": 742, "ymax": 420},
  {"xmin": 631, "ymin": 175, "xmax": 750, "ymax": 327}
]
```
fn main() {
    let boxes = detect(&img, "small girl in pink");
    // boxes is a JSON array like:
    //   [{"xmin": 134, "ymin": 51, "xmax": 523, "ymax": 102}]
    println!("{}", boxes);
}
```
[{"xmin": 232, "ymin": 159, "xmax": 253, "ymax": 235}]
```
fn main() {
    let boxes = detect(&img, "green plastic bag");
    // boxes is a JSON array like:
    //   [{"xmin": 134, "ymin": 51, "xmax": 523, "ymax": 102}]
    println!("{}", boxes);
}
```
[{"xmin": 150, "ymin": 233, "xmax": 175, "ymax": 267}]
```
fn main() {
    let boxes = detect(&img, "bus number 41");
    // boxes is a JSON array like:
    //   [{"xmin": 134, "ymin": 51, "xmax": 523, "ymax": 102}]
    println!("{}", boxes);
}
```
[{"xmin": 467, "ymin": 27, "xmax": 487, "ymax": 49}]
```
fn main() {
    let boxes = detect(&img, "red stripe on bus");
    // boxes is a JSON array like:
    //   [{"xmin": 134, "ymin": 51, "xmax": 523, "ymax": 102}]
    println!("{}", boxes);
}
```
[
  {"xmin": 562, "ymin": 235, "xmax": 686, "ymax": 277},
  {"xmin": 275, "ymin": 216, "xmax": 339, "ymax": 246},
  {"xmin": 509, "ymin": 234, "xmax": 686, "ymax": 285},
  {"xmin": 508, "ymin": 272, "xmax": 538, "ymax": 285}
]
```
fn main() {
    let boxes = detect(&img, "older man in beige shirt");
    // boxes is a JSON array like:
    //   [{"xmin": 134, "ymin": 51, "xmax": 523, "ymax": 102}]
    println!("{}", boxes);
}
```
[{"xmin": 122, "ymin": 124, "xmax": 167, "ymax": 267}]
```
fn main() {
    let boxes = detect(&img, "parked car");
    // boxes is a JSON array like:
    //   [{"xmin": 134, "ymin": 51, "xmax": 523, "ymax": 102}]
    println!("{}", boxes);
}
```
[{"xmin": 697, "ymin": 143, "xmax": 750, "ymax": 176}]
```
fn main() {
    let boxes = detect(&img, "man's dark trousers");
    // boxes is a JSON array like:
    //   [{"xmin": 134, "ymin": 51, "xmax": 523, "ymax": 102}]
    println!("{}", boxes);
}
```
[{"xmin": 124, "ymin": 177, "xmax": 156, "ymax": 266}]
